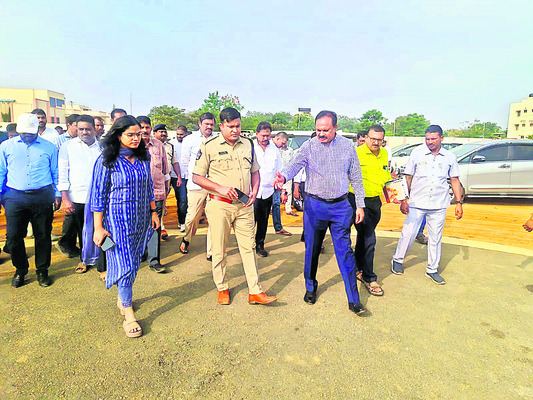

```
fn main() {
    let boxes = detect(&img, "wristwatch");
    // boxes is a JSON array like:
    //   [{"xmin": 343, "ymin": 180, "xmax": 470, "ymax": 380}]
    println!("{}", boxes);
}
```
[{"xmin": 457, "ymin": 200, "xmax": 464, "ymax": 204}]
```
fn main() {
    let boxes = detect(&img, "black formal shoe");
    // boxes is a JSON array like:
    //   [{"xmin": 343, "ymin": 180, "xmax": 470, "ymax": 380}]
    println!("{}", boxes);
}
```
[
  {"xmin": 11, "ymin": 272, "xmax": 25, "ymax": 288},
  {"xmin": 303, "ymin": 290, "xmax": 317, "ymax": 304},
  {"xmin": 3, "ymin": 244, "xmax": 10, "ymax": 254},
  {"xmin": 149, "ymin": 263, "xmax": 166, "ymax": 273},
  {"xmin": 348, "ymin": 302, "xmax": 367, "ymax": 315},
  {"xmin": 36, "ymin": 271, "xmax": 52, "ymax": 287},
  {"xmin": 206, "ymin": 255, "xmax": 212, "ymax": 262},
  {"xmin": 255, "ymin": 245, "xmax": 268, "ymax": 258}
]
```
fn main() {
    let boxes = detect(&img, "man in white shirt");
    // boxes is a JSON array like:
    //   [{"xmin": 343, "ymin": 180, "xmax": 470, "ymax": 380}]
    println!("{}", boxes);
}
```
[
  {"xmin": 254, "ymin": 122, "xmax": 282, "ymax": 257},
  {"xmin": 391, "ymin": 125, "xmax": 464, "ymax": 285},
  {"xmin": 52, "ymin": 114, "xmax": 79, "ymax": 150},
  {"xmin": 179, "ymin": 113, "xmax": 216, "ymax": 259},
  {"xmin": 32, "ymin": 109, "xmax": 59, "ymax": 143},
  {"xmin": 170, "ymin": 125, "xmax": 188, "ymax": 231},
  {"xmin": 57, "ymin": 115, "xmax": 102, "ymax": 271}
]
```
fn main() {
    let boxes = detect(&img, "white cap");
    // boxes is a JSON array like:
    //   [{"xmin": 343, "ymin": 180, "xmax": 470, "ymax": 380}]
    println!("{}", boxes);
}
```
[{"xmin": 16, "ymin": 113, "xmax": 39, "ymax": 134}]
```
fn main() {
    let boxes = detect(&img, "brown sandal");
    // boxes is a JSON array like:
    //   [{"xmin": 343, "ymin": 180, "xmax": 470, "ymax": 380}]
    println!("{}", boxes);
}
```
[
  {"xmin": 123, "ymin": 319, "xmax": 142, "ymax": 338},
  {"xmin": 75, "ymin": 262, "xmax": 87, "ymax": 274}
]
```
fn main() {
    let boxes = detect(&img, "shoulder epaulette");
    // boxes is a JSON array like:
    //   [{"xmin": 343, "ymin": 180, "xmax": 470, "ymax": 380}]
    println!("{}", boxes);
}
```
[
  {"xmin": 240, "ymin": 135, "xmax": 255, "ymax": 163},
  {"xmin": 205, "ymin": 134, "xmax": 219, "ymax": 145}
]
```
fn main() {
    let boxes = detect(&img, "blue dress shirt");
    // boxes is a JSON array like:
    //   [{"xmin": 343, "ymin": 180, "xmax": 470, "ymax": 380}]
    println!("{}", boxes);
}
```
[{"xmin": 0, "ymin": 136, "xmax": 59, "ymax": 198}]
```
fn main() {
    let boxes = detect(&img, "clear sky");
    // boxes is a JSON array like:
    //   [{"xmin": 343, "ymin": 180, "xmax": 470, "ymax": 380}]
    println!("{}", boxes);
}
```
[{"xmin": 1, "ymin": 0, "xmax": 532, "ymax": 129}]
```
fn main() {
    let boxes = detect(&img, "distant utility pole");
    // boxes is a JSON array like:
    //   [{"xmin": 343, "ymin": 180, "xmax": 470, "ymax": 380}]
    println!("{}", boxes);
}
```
[{"xmin": 129, "ymin": 92, "xmax": 133, "ymax": 115}]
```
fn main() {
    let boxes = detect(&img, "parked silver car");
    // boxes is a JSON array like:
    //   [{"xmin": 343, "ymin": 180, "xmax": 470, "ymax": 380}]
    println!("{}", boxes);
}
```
[{"xmin": 451, "ymin": 140, "xmax": 533, "ymax": 198}]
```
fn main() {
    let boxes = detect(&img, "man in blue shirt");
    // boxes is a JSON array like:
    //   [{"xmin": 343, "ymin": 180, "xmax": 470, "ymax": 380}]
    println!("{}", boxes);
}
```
[
  {"xmin": 274, "ymin": 110, "xmax": 368, "ymax": 315},
  {"xmin": 0, "ymin": 113, "xmax": 61, "ymax": 288}
]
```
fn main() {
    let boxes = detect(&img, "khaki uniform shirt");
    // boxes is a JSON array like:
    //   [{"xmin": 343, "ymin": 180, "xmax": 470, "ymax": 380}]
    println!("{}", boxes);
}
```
[{"xmin": 193, "ymin": 134, "xmax": 259, "ymax": 196}]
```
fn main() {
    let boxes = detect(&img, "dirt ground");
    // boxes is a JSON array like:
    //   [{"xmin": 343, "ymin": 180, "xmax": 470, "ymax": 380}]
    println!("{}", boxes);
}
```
[{"xmin": 0, "ymin": 197, "xmax": 532, "ymax": 399}]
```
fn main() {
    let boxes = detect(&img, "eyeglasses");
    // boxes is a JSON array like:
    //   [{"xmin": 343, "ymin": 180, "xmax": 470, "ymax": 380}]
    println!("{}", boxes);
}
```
[
  {"xmin": 123, "ymin": 133, "xmax": 142, "ymax": 138},
  {"xmin": 368, "ymin": 137, "xmax": 384, "ymax": 143}
]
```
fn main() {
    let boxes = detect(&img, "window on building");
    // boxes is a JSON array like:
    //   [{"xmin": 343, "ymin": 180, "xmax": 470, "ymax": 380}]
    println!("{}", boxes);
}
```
[
  {"xmin": 522, "ymin": 123, "xmax": 526, "ymax": 127},
  {"xmin": 517, "ymin": 110, "xmax": 521, "ymax": 117},
  {"xmin": 515, "ymin": 124, "xmax": 519, "ymax": 130},
  {"xmin": 524, "ymin": 109, "xmax": 528, "ymax": 113},
  {"xmin": 56, "ymin": 99, "xmax": 65, "ymax": 108},
  {"xmin": 530, "ymin": 121, "xmax": 533, "ymax": 127},
  {"xmin": 50, "ymin": 97, "xmax": 56, "ymax": 107}
]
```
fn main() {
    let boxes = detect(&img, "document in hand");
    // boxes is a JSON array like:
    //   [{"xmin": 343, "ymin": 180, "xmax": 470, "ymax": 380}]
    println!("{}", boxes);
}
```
[{"xmin": 384, "ymin": 176, "xmax": 409, "ymax": 203}]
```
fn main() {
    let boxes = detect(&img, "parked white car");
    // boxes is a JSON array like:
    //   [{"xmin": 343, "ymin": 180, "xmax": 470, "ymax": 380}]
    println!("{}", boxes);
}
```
[
  {"xmin": 450, "ymin": 140, "xmax": 533, "ymax": 198},
  {"xmin": 390, "ymin": 142, "xmax": 462, "ymax": 175}
]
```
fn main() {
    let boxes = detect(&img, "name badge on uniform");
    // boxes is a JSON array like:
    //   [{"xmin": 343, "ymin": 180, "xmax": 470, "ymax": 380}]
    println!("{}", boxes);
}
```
[{"xmin": 219, "ymin": 151, "xmax": 228, "ymax": 155}]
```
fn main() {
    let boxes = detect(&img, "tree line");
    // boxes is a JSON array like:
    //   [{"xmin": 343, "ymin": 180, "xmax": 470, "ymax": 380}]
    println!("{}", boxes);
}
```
[{"xmin": 147, "ymin": 92, "xmax": 504, "ymax": 138}]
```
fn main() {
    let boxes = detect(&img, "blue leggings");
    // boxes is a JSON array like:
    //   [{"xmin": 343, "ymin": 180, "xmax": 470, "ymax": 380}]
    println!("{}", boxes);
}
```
[{"xmin": 117, "ymin": 285, "xmax": 133, "ymax": 308}]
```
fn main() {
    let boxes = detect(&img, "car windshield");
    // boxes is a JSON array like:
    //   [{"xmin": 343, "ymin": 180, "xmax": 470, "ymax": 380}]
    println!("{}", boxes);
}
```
[
  {"xmin": 288, "ymin": 136, "xmax": 311, "ymax": 150},
  {"xmin": 450, "ymin": 143, "xmax": 485, "ymax": 159}
]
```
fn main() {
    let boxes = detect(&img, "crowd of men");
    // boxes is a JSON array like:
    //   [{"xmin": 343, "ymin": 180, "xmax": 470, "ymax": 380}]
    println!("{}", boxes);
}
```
[{"xmin": 6, "ymin": 105, "xmax": 514, "ymax": 316}]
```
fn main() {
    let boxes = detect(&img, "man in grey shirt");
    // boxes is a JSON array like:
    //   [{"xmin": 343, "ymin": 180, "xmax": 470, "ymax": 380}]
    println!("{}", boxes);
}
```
[{"xmin": 274, "ymin": 110, "xmax": 367, "ymax": 315}]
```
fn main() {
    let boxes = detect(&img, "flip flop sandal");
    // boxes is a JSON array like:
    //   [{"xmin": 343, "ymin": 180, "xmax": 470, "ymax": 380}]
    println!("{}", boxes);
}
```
[
  {"xmin": 362, "ymin": 280, "xmax": 384, "ymax": 296},
  {"xmin": 179, "ymin": 239, "xmax": 189, "ymax": 254},
  {"xmin": 123, "ymin": 319, "xmax": 142, "ymax": 338},
  {"xmin": 75, "ymin": 262, "xmax": 87, "ymax": 274}
]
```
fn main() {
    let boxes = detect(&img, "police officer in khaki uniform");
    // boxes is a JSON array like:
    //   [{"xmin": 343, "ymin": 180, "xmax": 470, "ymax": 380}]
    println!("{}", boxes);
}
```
[{"xmin": 192, "ymin": 107, "xmax": 277, "ymax": 306}]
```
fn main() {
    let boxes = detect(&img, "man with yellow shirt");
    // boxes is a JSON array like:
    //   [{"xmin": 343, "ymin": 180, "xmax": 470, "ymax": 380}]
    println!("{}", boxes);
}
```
[{"xmin": 348, "ymin": 124, "xmax": 391, "ymax": 296}]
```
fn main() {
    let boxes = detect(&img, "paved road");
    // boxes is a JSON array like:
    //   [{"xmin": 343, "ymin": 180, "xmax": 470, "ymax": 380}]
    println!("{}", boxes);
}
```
[{"xmin": 1, "ymin": 226, "xmax": 532, "ymax": 399}]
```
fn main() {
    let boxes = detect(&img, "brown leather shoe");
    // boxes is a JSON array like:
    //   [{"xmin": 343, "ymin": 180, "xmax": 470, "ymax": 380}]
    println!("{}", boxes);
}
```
[
  {"xmin": 248, "ymin": 292, "xmax": 277, "ymax": 305},
  {"xmin": 217, "ymin": 289, "xmax": 230, "ymax": 305}
]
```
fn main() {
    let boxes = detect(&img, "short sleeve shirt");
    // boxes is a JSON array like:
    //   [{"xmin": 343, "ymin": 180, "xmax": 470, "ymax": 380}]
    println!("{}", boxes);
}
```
[
  {"xmin": 404, "ymin": 145, "xmax": 460, "ymax": 209},
  {"xmin": 193, "ymin": 134, "xmax": 259, "ymax": 196}
]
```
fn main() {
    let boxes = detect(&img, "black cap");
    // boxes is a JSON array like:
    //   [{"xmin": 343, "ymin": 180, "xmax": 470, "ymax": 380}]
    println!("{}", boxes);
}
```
[{"xmin": 153, "ymin": 124, "xmax": 167, "ymax": 131}]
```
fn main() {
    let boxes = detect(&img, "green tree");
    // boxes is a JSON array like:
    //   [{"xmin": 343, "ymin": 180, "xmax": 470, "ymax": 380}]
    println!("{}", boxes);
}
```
[
  {"xmin": 199, "ymin": 91, "xmax": 244, "ymax": 118},
  {"xmin": 394, "ymin": 113, "xmax": 430, "ymax": 136},
  {"xmin": 337, "ymin": 115, "xmax": 361, "ymax": 133},
  {"xmin": 359, "ymin": 109, "xmax": 387, "ymax": 130},
  {"xmin": 147, "ymin": 105, "xmax": 192, "ymax": 130},
  {"xmin": 291, "ymin": 113, "xmax": 315, "ymax": 130},
  {"xmin": 447, "ymin": 120, "xmax": 502, "ymax": 138}
]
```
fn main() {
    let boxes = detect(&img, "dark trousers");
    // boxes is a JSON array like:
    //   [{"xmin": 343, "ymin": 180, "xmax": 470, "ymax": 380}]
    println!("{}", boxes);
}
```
[
  {"xmin": 3, "ymin": 186, "xmax": 54, "ymax": 275},
  {"xmin": 147, "ymin": 200, "xmax": 164, "ymax": 266},
  {"xmin": 96, "ymin": 247, "xmax": 106, "ymax": 273},
  {"xmin": 254, "ymin": 194, "xmax": 273, "ymax": 247},
  {"xmin": 303, "ymin": 196, "xmax": 359, "ymax": 303},
  {"xmin": 58, "ymin": 202, "xmax": 85, "ymax": 253},
  {"xmin": 349, "ymin": 194, "xmax": 381, "ymax": 283},
  {"xmin": 170, "ymin": 177, "xmax": 188, "ymax": 225}
]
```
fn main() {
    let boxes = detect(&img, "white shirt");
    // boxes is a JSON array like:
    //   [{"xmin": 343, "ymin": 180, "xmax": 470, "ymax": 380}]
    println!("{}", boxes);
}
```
[
  {"xmin": 58, "ymin": 137, "xmax": 102, "ymax": 203},
  {"xmin": 181, "ymin": 130, "xmax": 215, "ymax": 191},
  {"xmin": 404, "ymin": 144, "xmax": 460, "ymax": 210},
  {"xmin": 254, "ymin": 139, "xmax": 282, "ymax": 199},
  {"xmin": 169, "ymin": 138, "xmax": 185, "ymax": 178},
  {"xmin": 279, "ymin": 146, "xmax": 294, "ymax": 166},
  {"xmin": 40, "ymin": 127, "xmax": 59, "ymax": 143}
]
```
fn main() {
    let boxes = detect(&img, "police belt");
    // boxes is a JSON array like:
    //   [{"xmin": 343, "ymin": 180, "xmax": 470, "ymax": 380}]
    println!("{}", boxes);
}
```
[
  {"xmin": 306, "ymin": 193, "xmax": 348, "ymax": 204},
  {"xmin": 209, "ymin": 194, "xmax": 233, "ymax": 204}
]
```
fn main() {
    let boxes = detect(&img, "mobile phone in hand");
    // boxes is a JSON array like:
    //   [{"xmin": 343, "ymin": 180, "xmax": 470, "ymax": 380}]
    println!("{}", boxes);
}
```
[
  {"xmin": 101, "ymin": 236, "xmax": 115, "ymax": 251},
  {"xmin": 234, "ymin": 188, "xmax": 250, "ymax": 204}
]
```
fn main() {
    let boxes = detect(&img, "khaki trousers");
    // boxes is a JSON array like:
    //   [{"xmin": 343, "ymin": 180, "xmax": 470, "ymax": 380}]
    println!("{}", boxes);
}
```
[
  {"xmin": 205, "ymin": 198, "xmax": 262, "ymax": 294},
  {"xmin": 183, "ymin": 189, "xmax": 211, "ymax": 255}
]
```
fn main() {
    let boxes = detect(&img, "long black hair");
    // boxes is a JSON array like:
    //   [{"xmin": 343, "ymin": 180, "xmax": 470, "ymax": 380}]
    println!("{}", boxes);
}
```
[{"xmin": 101, "ymin": 115, "xmax": 150, "ymax": 167}]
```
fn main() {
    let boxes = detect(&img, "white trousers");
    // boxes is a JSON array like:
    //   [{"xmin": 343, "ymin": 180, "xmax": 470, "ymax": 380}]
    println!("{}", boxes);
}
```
[{"xmin": 393, "ymin": 207, "xmax": 447, "ymax": 274}]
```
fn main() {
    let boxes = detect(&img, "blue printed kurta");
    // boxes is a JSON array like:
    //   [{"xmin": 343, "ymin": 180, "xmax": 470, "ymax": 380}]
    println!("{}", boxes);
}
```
[{"xmin": 90, "ymin": 155, "xmax": 154, "ymax": 289}]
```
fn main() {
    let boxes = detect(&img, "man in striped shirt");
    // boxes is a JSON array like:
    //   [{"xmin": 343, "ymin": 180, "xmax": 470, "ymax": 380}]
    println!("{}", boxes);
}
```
[{"xmin": 274, "ymin": 110, "xmax": 368, "ymax": 315}]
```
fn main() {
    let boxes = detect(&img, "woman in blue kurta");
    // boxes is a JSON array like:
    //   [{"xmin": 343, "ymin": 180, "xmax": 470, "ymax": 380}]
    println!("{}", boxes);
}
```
[{"xmin": 91, "ymin": 115, "xmax": 159, "ymax": 338}]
